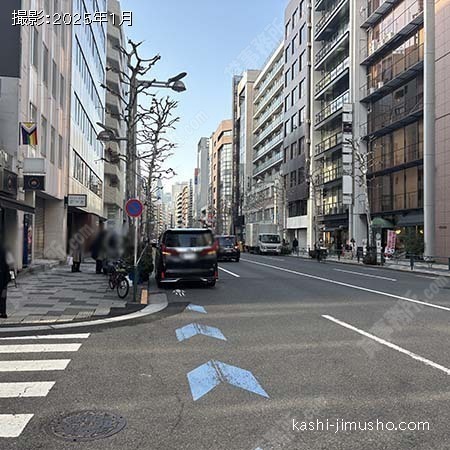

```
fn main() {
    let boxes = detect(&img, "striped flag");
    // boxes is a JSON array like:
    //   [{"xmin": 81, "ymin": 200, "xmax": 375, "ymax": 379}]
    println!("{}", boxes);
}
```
[{"xmin": 20, "ymin": 122, "xmax": 38, "ymax": 146}]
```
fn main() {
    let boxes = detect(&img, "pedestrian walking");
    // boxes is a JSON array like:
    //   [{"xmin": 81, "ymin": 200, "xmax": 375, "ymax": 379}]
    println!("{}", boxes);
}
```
[
  {"xmin": 292, "ymin": 237, "xmax": 299, "ymax": 256},
  {"xmin": 71, "ymin": 239, "xmax": 82, "ymax": 273},
  {"xmin": 91, "ymin": 223, "xmax": 107, "ymax": 274},
  {"xmin": 0, "ymin": 244, "xmax": 13, "ymax": 319}
]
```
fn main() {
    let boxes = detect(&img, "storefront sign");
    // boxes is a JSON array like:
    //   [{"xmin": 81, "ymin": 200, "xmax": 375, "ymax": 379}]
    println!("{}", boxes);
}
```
[{"xmin": 67, "ymin": 194, "xmax": 87, "ymax": 208}]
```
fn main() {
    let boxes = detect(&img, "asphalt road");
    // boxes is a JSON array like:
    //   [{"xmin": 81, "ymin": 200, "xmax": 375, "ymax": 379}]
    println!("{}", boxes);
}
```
[{"xmin": 1, "ymin": 254, "xmax": 450, "ymax": 450}]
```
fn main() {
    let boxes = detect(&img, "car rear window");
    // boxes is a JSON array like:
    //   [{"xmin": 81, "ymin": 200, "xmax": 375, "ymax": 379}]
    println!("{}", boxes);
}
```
[
  {"xmin": 218, "ymin": 236, "xmax": 236, "ymax": 246},
  {"xmin": 165, "ymin": 231, "xmax": 213, "ymax": 248}
]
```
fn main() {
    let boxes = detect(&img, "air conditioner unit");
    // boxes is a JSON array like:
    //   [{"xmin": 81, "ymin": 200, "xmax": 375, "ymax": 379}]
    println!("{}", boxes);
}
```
[{"xmin": 369, "ymin": 87, "xmax": 376, "ymax": 94}]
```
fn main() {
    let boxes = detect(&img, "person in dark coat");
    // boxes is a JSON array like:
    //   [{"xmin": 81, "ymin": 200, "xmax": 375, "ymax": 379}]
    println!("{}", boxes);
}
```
[
  {"xmin": 292, "ymin": 237, "xmax": 299, "ymax": 256},
  {"xmin": 0, "ymin": 244, "xmax": 11, "ymax": 319}
]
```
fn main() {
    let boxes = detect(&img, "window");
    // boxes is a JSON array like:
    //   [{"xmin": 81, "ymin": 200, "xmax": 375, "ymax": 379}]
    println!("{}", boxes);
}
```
[
  {"xmin": 50, "ymin": 127, "xmax": 56, "ymax": 163},
  {"xmin": 31, "ymin": 28, "xmax": 39, "ymax": 69},
  {"xmin": 298, "ymin": 167, "xmax": 305, "ymax": 184},
  {"xmin": 291, "ymin": 87, "xmax": 297, "ymax": 106},
  {"xmin": 299, "ymin": 107, "xmax": 305, "ymax": 125},
  {"xmin": 299, "ymin": 79, "xmax": 305, "ymax": 99},
  {"xmin": 299, "ymin": 0, "xmax": 304, "ymax": 17},
  {"xmin": 299, "ymin": 137, "xmax": 305, "ymax": 155},
  {"xmin": 60, "ymin": 74, "xmax": 65, "ymax": 109},
  {"xmin": 40, "ymin": 116, "xmax": 47, "ymax": 156},
  {"xmin": 285, "ymin": 95, "xmax": 290, "ymax": 112},
  {"xmin": 291, "ymin": 113, "xmax": 298, "ymax": 131},
  {"xmin": 300, "ymin": 25, "xmax": 306, "ymax": 45},
  {"xmin": 30, "ymin": 102, "xmax": 37, "ymax": 123},
  {"xmin": 42, "ymin": 45, "xmax": 49, "ymax": 85},
  {"xmin": 291, "ymin": 60, "xmax": 297, "ymax": 79},
  {"xmin": 291, "ymin": 35, "xmax": 297, "ymax": 54},
  {"xmin": 292, "ymin": 8, "xmax": 298, "ymax": 28},
  {"xmin": 284, "ymin": 120, "xmax": 290, "ymax": 137},
  {"xmin": 58, "ymin": 135, "xmax": 63, "ymax": 168},
  {"xmin": 52, "ymin": 60, "xmax": 57, "ymax": 99},
  {"xmin": 285, "ymin": 46, "xmax": 290, "ymax": 63},
  {"xmin": 285, "ymin": 69, "xmax": 290, "ymax": 86},
  {"xmin": 291, "ymin": 142, "xmax": 298, "ymax": 159},
  {"xmin": 285, "ymin": 20, "xmax": 291, "ymax": 39},
  {"xmin": 284, "ymin": 147, "xmax": 289, "ymax": 163},
  {"xmin": 290, "ymin": 170, "xmax": 297, "ymax": 188},
  {"xmin": 299, "ymin": 51, "xmax": 306, "ymax": 71}
]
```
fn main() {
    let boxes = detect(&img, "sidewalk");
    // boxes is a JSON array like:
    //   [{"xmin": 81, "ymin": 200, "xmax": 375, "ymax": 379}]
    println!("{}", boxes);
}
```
[
  {"xmin": 290, "ymin": 252, "xmax": 450, "ymax": 278},
  {"xmin": 1, "ymin": 261, "xmax": 145, "ymax": 326}
]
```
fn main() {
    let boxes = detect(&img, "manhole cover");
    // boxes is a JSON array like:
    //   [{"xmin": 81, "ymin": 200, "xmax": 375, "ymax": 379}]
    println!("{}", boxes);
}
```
[{"xmin": 48, "ymin": 411, "xmax": 126, "ymax": 442}]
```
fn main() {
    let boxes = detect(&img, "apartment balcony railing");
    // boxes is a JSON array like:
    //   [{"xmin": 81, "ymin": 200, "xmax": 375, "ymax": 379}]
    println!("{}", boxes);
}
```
[
  {"xmin": 315, "ymin": 25, "xmax": 349, "ymax": 69},
  {"xmin": 363, "ymin": 93, "xmax": 423, "ymax": 137},
  {"xmin": 317, "ymin": 202, "xmax": 346, "ymax": 216},
  {"xmin": 361, "ymin": 1, "xmax": 424, "ymax": 65},
  {"xmin": 315, "ymin": 0, "xmax": 349, "ymax": 40},
  {"xmin": 254, "ymin": 78, "xmax": 284, "ymax": 118},
  {"xmin": 253, "ymin": 59, "xmax": 284, "ymax": 103},
  {"xmin": 369, "ymin": 141, "xmax": 423, "ymax": 174},
  {"xmin": 360, "ymin": 43, "xmax": 424, "ymax": 102},
  {"xmin": 254, "ymin": 96, "xmax": 283, "ymax": 132},
  {"xmin": 253, "ymin": 152, "xmax": 283, "ymax": 177},
  {"xmin": 361, "ymin": 0, "xmax": 402, "ymax": 28},
  {"xmin": 315, "ymin": 90, "xmax": 350, "ymax": 126},
  {"xmin": 315, "ymin": 57, "xmax": 350, "ymax": 98},
  {"xmin": 372, "ymin": 190, "xmax": 423, "ymax": 213},
  {"xmin": 315, "ymin": 0, "xmax": 327, "ymax": 10},
  {"xmin": 253, "ymin": 132, "xmax": 284, "ymax": 163},
  {"xmin": 253, "ymin": 116, "xmax": 283, "ymax": 148},
  {"xmin": 315, "ymin": 131, "xmax": 343, "ymax": 156},
  {"xmin": 319, "ymin": 165, "xmax": 343, "ymax": 185}
]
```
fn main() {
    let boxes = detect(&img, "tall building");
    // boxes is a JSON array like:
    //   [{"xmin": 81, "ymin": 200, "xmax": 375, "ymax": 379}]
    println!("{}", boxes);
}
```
[
  {"xmin": 210, "ymin": 120, "xmax": 233, "ymax": 234},
  {"xmin": 247, "ymin": 43, "xmax": 284, "ymax": 231},
  {"xmin": 68, "ymin": 0, "xmax": 107, "ymax": 243},
  {"xmin": 171, "ymin": 181, "xmax": 188, "ymax": 227},
  {"xmin": 193, "ymin": 137, "xmax": 210, "ymax": 226},
  {"xmin": 0, "ymin": 0, "xmax": 72, "ymax": 268},
  {"xmin": 104, "ymin": 0, "xmax": 128, "ymax": 230},
  {"xmin": 232, "ymin": 71, "xmax": 260, "ymax": 239},
  {"xmin": 283, "ymin": 0, "xmax": 312, "ymax": 249}
]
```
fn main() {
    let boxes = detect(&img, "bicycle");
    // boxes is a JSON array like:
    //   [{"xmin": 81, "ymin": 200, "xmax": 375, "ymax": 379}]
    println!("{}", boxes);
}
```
[{"xmin": 108, "ymin": 260, "xmax": 130, "ymax": 299}]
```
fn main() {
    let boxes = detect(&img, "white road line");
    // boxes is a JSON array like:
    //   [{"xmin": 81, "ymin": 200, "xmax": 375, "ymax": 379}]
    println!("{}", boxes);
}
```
[
  {"xmin": 323, "ymin": 315, "xmax": 450, "ymax": 376},
  {"xmin": 0, "ymin": 333, "xmax": 90, "ymax": 340},
  {"xmin": 241, "ymin": 258, "xmax": 450, "ymax": 312},
  {"xmin": 0, "ymin": 359, "xmax": 71, "ymax": 372},
  {"xmin": 219, "ymin": 267, "xmax": 241, "ymax": 278},
  {"xmin": 0, "ymin": 381, "xmax": 55, "ymax": 398},
  {"xmin": 0, "ymin": 343, "xmax": 82, "ymax": 354},
  {"xmin": 333, "ymin": 268, "xmax": 397, "ymax": 282},
  {"xmin": 0, "ymin": 414, "xmax": 34, "ymax": 437}
]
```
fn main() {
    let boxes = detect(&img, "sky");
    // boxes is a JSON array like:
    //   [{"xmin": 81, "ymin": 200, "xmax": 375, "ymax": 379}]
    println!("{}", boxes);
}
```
[{"xmin": 121, "ymin": 0, "xmax": 287, "ymax": 192}]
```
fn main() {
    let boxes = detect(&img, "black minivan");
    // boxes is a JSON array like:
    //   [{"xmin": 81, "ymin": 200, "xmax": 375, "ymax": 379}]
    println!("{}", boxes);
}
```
[
  {"xmin": 155, "ymin": 228, "xmax": 218, "ymax": 288},
  {"xmin": 216, "ymin": 235, "xmax": 240, "ymax": 262}
]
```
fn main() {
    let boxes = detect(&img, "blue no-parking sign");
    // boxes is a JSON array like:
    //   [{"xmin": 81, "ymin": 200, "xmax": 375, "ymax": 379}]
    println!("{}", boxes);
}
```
[{"xmin": 125, "ymin": 198, "xmax": 143, "ymax": 218}]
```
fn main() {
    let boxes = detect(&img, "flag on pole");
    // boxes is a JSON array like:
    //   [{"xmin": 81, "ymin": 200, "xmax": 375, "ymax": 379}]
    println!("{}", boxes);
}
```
[{"xmin": 20, "ymin": 122, "xmax": 38, "ymax": 145}]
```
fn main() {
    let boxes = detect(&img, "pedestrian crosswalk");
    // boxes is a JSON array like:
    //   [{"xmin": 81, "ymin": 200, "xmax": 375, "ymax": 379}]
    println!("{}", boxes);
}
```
[{"xmin": 0, "ymin": 332, "xmax": 90, "ymax": 438}]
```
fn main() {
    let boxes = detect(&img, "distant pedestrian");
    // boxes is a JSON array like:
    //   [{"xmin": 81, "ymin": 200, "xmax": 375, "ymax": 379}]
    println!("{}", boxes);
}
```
[
  {"xmin": 91, "ymin": 223, "xmax": 107, "ymax": 274},
  {"xmin": 0, "ymin": 244, "xmax": 13, "ymax": 319},
  {"xmin": 71, "ymin": 239, "xmax": 82, "ymax": 273},
  {"xmin": 292, "ymin": 237, "xmax": 299, "ymax": 256}
]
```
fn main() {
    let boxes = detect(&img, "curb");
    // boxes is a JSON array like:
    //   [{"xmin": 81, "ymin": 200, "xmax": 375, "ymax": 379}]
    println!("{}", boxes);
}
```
[
  {"xmin": 287, "ymin": 255, "xmax": 450, "ymax": 278},
  {"xmin": 0, "ymin": 293, "xmax": 168, "ymax": 333}
]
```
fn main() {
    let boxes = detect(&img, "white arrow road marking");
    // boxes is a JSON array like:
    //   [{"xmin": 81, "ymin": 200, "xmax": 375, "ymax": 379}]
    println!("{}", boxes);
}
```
[
  {"xmin": 0, "ymin": 359, "xmax": 71, "ymax": 372},
  {"xmin": 219, "ymin": 267, "xmax": 241, "ymax": 278},
  {"xmin": 0, "ymin": 343, "xmax": 82, "ymax": 353},
  {"xmin": 333, "ymin": 268, "xmax": 397, "ymax": 281},
  {"xmin": 0, "ymin": 414, "xmax": 34, "ymax": 437},
  {"xmin": 0, "ymin": 381, "xmax": 55, "ymax": 398},
  {"xmin": 0, "ymin": 333, "xmax": 90, "ymax": 340},
  {"xmin": 241, "ymin": 258, "xmax": 450, "ymax": 312},
  {"xmin": 323, "ymin": 315, "xmax": 450, "ymax": 376}
]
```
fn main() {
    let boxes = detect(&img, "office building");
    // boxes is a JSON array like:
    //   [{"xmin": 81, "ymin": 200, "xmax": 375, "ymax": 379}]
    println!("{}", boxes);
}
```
[{"xmin": 193, "ymin": 137, "xmax": 210, "ymax": 226}]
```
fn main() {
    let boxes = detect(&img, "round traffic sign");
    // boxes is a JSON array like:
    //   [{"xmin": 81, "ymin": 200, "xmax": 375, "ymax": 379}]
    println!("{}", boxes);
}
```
[{"xmin": 125, "ymin": 198, "xmax": 143, "ymax": 218}]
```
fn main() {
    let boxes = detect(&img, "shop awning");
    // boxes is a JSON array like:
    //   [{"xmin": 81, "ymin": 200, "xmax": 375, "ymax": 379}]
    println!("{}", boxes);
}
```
[
  {"xmin": 0, "ymin": 196, "xmax": 35, "ymax": 214},
  {"xmin": 396, "ymin": 212, "xmax": 424, "ymax": 227},
  {"xmin": 372, "ymin": 217, "xmax": 394, "ymax": 228}
]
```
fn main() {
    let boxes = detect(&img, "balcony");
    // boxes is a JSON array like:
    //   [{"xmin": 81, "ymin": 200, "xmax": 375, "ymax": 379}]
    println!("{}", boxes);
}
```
[
  {"xmin": 315, "ymin": 57, "xmax": 350, "ymax": 100},
  {"xmin": 317, "ymin": 202, "xmax": 346, "ymax": 216},
  {"xmin": 360, "ymin": 43, "xmax": 423, "ymax": 102},
  {"xmin": 315, "ymin": 25, "xmax": 349, "ymax": 70},
  {"xmin": 253, "ymin": 152, "xmax": 283, "ymax": 177},
  {"xmin": 253, "ymin": 116, "xmax": 283, "ymax": 148},
  {"xmin": 253, "ymin": 78, "xmax": 284, "ymax": 119},
  {"xmin": 253, "ymin": 96, "xmax": 283, "ymax": 133},
  {"xmin": 319, "ymin": 165, "xmax": 343, "ymax": 185},
  {"xmin": 315, "ymin": 0, "xmax": 349, "ymax": 41},
  {"xmin": 315, "ymin": 131, "xmax": 343, "ymax": 156},
  {"xmin": 369, "ymin": 141, "xmax": 423, "ymax": 175},
  {"xmin": 253, "ymin": 132, "xmax": 284, "ymax": 163},
  {"xmin": 315, "ymin": 0, "xmax": 328, "ymax": 11},
  {"xmin": 361, "ymin": 0, "xmax": 401, "ymax": 29},
  {"xmin": 315, "ymin": 90, "xmax": 350, "ymax": 128},
  {"xmin": 363, "ymin": 93, "xmax": 423, "ymax": 138},
  {"xmin": 372, "ymin": 190, "xmax": 423, "ymax": 213},
  {"xmin": 253, "ymin": 59, "xmax": 284, "ymax": 103},
  {"xmin": 361, "ymin": 1, "xmax": 424, "ymax": 65}
]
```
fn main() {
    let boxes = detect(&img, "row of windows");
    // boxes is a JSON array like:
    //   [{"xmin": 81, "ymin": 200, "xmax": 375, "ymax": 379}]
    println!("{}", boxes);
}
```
[
  {"xmin": 285, "ymin": 25, "xmax": 307, "ymax": 63},
  {"xmin": 284, "ymin": 167, "xmax": 306, "ymax": 190},
  {"xmin": 72, "ymin": 150, "xmax": 103, "ymax": 198},
  {"xmin": 72, "ymin": 94, "xmax": 103, "ymax": 158},
  {"xmin": 284, "ymin": 79, "xmax": 306, "ymax": 112},
  {"xmin": 44, "ymin": 0, "xmax": 67, "ymax": 47},
  {"xmin": 285, "ymin": 1, "xmax": 306, "ymax": 39},
  {"xmin": 285, "ymin": 51, "xmax": 307, "ymax": 86},
  {"xmin": 288, "ymin": 199, "xmax": 308, "ymax": 218},
  {"xmin": 284, "ymin": 108, "xmax": 306, "ymax": 136},
  {"xmin": 284, "ymin": 137, "xmax": 306, "ymax": 163},
  {"xmin": 75, "ymin": 38, "xmax": 104, "ymax": 113}
]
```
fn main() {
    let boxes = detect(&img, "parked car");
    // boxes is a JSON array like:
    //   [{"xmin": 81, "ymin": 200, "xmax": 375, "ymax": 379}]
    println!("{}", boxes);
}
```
[
  {"xmin": 155, "ymin": 228, "xmax": 218, "ymax": 288},
  {"xmin": 216, "ymin": 235, "xmax": 240, "ymax": 262}
]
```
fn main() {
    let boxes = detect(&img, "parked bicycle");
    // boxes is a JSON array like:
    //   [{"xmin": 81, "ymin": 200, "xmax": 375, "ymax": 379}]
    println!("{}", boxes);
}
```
[{"xmin": 108, "ymin": 259, "xmax": 130, "ymax": 299}]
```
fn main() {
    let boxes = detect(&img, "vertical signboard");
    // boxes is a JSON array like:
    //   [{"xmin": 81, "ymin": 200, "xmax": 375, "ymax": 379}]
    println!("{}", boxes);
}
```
[{"xmin": 0, "ymin": 1, "xmax": 21, "ymax": 78}]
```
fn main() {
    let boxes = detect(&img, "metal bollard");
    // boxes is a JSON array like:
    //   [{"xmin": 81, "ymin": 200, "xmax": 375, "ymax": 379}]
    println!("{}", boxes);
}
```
[{"xmin": 410, "ymin": 256, "xmax": 414, "ymax": 270}]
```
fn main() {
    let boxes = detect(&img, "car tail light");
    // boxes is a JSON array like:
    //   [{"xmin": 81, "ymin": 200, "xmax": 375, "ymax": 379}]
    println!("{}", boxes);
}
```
[
  {"xmin": 161, "ymin": 245, "xmax": 178, "ymax": 256},
  {"xmin": 215, "ymin": 269, "xmax": 219, "ymax": 279},
  {"xmin": 200, "ymin": 241, "xmax": 218, "ymax": 256},
  {"xmin": 161, "ymin": 271, "xmax": 165, "ymax": 279}
]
